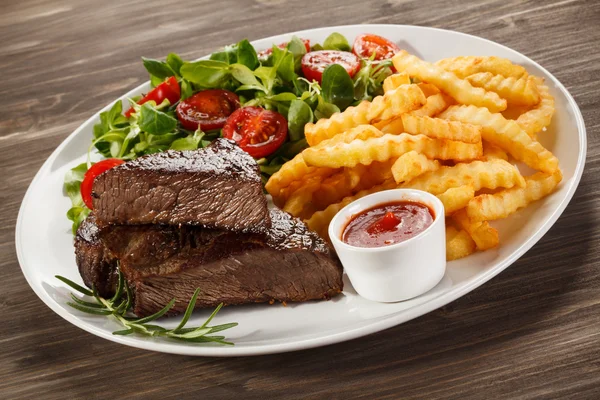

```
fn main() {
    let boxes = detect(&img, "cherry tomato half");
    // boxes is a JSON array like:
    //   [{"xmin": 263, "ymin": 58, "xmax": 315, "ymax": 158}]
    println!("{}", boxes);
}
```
[
  {"xmin": 301, "ymin": 50, "xmax": 361, "ymax": 84},
  {"xmin": 257, "ymin": 39, "xmax": 311, "ymax": 60},
  {"xmin": 222, "ymin": 107, "xmax": 288, "ymax": 158},
  {"xmin": 125, "ymin": 76, "xmax": 181, "ymax": 117},
  {"xmin": 352, "ymin": 34, "xmax": 401, "ymax": 62},
  {"xmin": 81, "ymin": 159, "xmax": 125, "ymax": 209},
  {"xmin": 176, "ymin": 89, "xmax": 240, "ymax": 131}
]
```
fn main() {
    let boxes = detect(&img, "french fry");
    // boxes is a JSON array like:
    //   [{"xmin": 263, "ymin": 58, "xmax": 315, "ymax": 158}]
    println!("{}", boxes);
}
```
[
  {"xmin": 302, "ymin": 133, "xmax": 482, "ymax": 168},
  {"xmin": 366, "ymin": 84, "xmax": 427, "ymax": 122},
  {"xmin": 312, "ymin": 166, "xmax": 369, "ymax": 210},
  {"xmin": 437, "ymin": 186, "xmax": 475, "ymax": 215},
  {"xmin": 410, "ymin": 93, "xmax": 452, "ymax": 117},
  {"xmin": 314, "ymin": 124, "xmax": 385, "ymax": 148},
  {"xmin": 482, "ymin": 141, "xmax": 509, "ymax": 161},
  {"xmin": 402, "ymin": 159, "xmax": 525, "ymax": 195},
  {"xmin": 265, "ymin": 154, "xmax": 335, "ymax": 199},
  {"xmin": 305, "ymin": 180, "xmax": 399, "ymax": 239},
  {"xmin": 392, "ymin": 51, "xmax": 507, "ymax": 112},
  {"xmin": 417, "ymin": 82, "xmax": 441, "ymax": 97},
  {"xmin": 453, "ymin": 209, "xmax": 499, "ymax": 250},
  {"xmin": 440, "ymin": 105, "xmax": 559, "ymax": 173},
  {"xmin": 267, "ymin": 125, "xmax": 385, "ymax": 200},
  {"xmin": 283, "ymin": 178, "xmax": 321, "ymax": 218},
  {"xmin": 376, "ymin": 117, "xmax": 404, "ymax": 133},
  {"xmin": 467, "ymin": 170, "xmax": 562, "ymax": 222},
  {"xmin": 383, "ymin": 72, "xmax": 411, "ymax": 92},
  {"xmin": 502, "ymin": 104, "xmax": 531, "ymax": 120},
  {"xmin": 446, "ymin": 226, "xmax": 477, "ymax": 260},
  {"xmin": 401, "ymin": 114, "xmax": 482, "ymax": 143},
  {"xmin": 435, "ymin": 56, "xmax": 527, "ymax": 79},
  {"xmin": 466, "ymin": 72, "xmax": 540, "ymax": 106},
  {"xmin": 391, "ymin": 151, "xmax": 440, "ymax": 183},
  {"xmin": 305, "ymin": 85, "xmax": 425, "ymax": 146},
  {"xmin": 516, "ymin": 77, "xmax": 555, "ymax": 137}
]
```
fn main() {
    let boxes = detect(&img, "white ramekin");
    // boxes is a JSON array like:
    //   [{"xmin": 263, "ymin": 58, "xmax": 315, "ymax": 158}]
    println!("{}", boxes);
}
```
[{"xmin": 329, "ymin": 189, "xmax": 446, "ymax": 303}]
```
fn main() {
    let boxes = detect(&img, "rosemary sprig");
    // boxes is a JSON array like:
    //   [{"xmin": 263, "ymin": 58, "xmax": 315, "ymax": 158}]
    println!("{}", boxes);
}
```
[{"xmin": 55, "ymin": 273, "xmax": 237, "ymax": 345}]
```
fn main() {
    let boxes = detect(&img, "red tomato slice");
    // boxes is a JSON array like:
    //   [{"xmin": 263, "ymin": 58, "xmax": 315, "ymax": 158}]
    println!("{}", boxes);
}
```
[
  {"xmin": 352, "ymin": 34, "xmax": 401, "ymax": 61},
  {"xmin": 257, "ymin": 39, "xmax": 311, "ymax": 60},
  {"xmin": 301, "ymin": 50, "xmax": 361, "ymax": 84},
  {"xmin": 80, "ymin": 159, "xmax": 125, "ymax": 209},
  {"xmin": 125, "ymin": 76, "xmax": 181, "ymax": 117},
  {"xmin": 176, "ymin": 89, "xmax": 240, "ymax": 131},
  {"xmin": 222, "ymin": 107, "xmax": 288, "ymax": 158}
]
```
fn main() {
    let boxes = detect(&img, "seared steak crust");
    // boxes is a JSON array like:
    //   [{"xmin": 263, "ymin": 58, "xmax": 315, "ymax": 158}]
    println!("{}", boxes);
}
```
[
  {"xmin": 74, "ymin": 213, "xmax": 118, "ymax": 297},
  {"xmin": 75, "ymin": 210, "xmax": 343, "ymax": 317},
  {"xmin": 91, "ymin": 139, "xmax": 270, "ymax": 232}
]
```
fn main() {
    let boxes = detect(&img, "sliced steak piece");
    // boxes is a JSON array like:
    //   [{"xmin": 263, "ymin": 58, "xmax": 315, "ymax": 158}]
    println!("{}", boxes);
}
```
[
  {"xmin": 96, "ymin": 209, "xmax": 343, "ymax": 317},
  {"xmin": 74, "ymin": 213, "xmax": 118, "ymax": 298},
  {"xmin": 91, "ymin": 138, "xmax": 270, "ymax": 232}
]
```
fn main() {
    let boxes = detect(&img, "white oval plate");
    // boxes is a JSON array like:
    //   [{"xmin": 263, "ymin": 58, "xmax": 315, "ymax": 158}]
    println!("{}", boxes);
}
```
[{"xmin": 16, "ymin": 25, "xmax": 586, "ymax": 356}]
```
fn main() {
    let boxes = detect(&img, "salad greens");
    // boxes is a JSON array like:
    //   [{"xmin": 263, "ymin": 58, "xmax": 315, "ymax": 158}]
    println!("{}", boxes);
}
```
[{"xmin": 65, "ymin": 32, "xmax": 394, "ymax": 233}]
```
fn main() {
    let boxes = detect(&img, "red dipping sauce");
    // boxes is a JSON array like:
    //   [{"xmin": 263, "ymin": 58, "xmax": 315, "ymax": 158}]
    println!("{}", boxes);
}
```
[{"xmin": 342, "ymin": 201, "xmax": 434, "ymax": 248}]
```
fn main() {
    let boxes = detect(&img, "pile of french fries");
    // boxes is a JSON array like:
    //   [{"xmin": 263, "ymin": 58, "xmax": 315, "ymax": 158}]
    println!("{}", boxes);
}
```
[{"xmin": 266, "ymin": 51, "xmax": 562, "ymax": 261}]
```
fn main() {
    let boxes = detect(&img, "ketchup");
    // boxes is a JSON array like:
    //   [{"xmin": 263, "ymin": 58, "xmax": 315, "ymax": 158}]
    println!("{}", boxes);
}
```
[{"xmin": 342, "ymin": 201, "xmax": 434, "ymax": 248}]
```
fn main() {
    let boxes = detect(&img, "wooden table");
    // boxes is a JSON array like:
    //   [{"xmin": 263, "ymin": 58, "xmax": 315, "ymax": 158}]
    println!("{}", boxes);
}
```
[{"xmin": 1, "ymin": 0, "xmax": 599, "ymax": 398}]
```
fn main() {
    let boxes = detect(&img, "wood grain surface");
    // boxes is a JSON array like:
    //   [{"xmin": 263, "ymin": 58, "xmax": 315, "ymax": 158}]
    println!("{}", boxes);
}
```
[{"xmin": 1, "ymin": 0, "xmax": 599, "ymax": 398}]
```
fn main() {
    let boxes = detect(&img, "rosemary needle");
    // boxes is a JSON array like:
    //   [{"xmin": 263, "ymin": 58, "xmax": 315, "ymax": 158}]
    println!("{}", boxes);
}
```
[{"xmin": 56, "ymin": 272, "xmax": 237, "ymax": 345}]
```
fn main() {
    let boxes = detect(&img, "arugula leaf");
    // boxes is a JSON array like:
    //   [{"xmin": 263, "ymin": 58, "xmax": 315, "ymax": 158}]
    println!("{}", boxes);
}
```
[
  {"xmin": 315, "ymin": 95, "xmax": 340, "ymax": 119},
  {"xmin": 272, "ymin": 46, "xmax": 295, "ymax": 83},
  {"xmin": 180, "ymin": 79, "xmax": 194, "ymax": 100},
  {"xmin": 230, "ymin": 64, "xmax": 266, "ymax": 92},
  {"xmin": 166, "ymin": 53, "xmax": 184, "ymax": 76},
  {"xmin": 142, "ymin": 57, "xmax": 177, "ymax": 80},
  {"xmin": 268, "ymin": 92, "xmax": 297, "ymax": 102},
  {"xmin": 287, "ymin": 36, "xmax": 308, "ymax": 58},
  {"xmin": 353, "ymin": 58, "xmax": 394, "ymax": 100},
  {"xmin": 287, "ymin": 99, "xmax": 313, "ymax": 141},
  {"xmin": 322, "ymin": 32, "xmax": 351, "ymax": 51},
  {"xmin": 170, "ymin": 129, "xmax": 206, "ymax": 151},
  {"xmin": 64, "ymin": 163, "xmax": 90, "ymax": 234},
  {"xmin": 137, "ymin": 103, "xmax": 178, "ymax": 135},
  {"xmin": 181, "ymin": 60, "xmax": 231, "ymax": 87},
  {"xmin": 236, "ymin": 39, "xmax": 259, "ymax": 70},
  {"xmin": 93, "ymin": 101, "xmax": 130, "ymax": 157},
  {"xmin": 210, "ymin": 45, "xmax": 237, "ymax": 64},
  {"xmin": 321, "ymin": 64, "xmax": 355, "ymax": 110}
]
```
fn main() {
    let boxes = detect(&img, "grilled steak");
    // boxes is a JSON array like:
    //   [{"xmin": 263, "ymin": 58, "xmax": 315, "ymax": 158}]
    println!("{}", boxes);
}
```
[
  {"xmin": 91, "ymin": 138, "xmax": 270, "ymax": 232},
  {"xmin": 74, "ymin": 213, "xmax": 118, "ymax": 297},
  {"xmin": 75, "ymin": 210, "xmax": 343, "ymax": 316}
]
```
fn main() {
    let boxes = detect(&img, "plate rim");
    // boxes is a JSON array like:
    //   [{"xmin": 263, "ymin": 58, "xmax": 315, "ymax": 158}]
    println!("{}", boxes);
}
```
[{"xmin": 15, "ymin": 23, "xmax": 587, "ymax": 356}]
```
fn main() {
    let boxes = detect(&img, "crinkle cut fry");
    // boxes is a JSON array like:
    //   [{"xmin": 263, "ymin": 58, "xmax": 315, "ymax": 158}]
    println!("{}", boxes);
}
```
[
  {"xmin": 516, "ymin": 77, "xmax": 555, "ymax": 137},
  {"xmin": 391, "ymin": 151, "xmax": 440, "ymax": 184},
  {"xmin": 467, "ymin": 170, "xmax": 562, "ymax": 222},
  {"xmin": 435, "ymin": 56, "xmax": 528, "ymax": 79},
  {"xmin": 446, "ymin": 226, "xmax": 477, "ymax": 260},
  {"xmin": 266, "ymin": 153, "xmax": 334, "ymax": 196},
  {"xmin": 437, "ymin": 186, "xmax": 475, "ymax": 215},
  {"xmin": 401, "ymin": 159, "xmax": 525, "ymax": 195},
  {"xmin": 302, "ymin": 133, "xmax": 482, "ymax": 168},
  {"xmin": 401, "ymin": 113, "xmax": 482, "ymax": 143},
  {"xmin": 392, "ymin": 51, "xmax": 507, "ymax": 112},
  {"xmin": 304, "ymin": 84, "xmax": 426, "ymax": 146},
  {"xmin": 453, "ymin": 209, "xmax": 499, "ymax": 251},
  {"xmin": 266, "ymin": 125, "xmax": 385, "ymax": 202},
  {"xmin": 439, "ymin": 104, "xmax": 559, "ymax": 173},
  {"xmin": 466, "ymin": 72, "xmax": 540, "ymax": 106}
]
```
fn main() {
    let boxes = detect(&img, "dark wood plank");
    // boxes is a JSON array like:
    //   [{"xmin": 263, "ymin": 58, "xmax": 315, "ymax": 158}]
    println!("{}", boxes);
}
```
[{"xmin": 1, "ymin": 0, "xmax": 599, "ymax": 398}]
